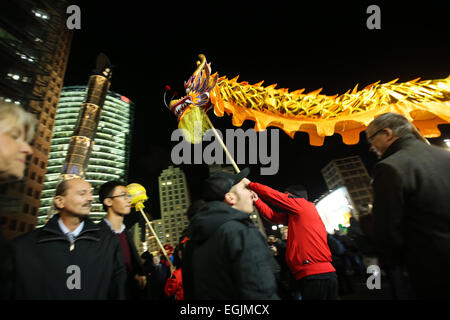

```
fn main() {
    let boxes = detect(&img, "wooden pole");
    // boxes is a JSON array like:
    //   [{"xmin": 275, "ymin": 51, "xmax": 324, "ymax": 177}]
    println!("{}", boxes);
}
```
[
  {"xmin": 205, "ymin": 116, "xmax": 240, "ymax": 173},
  {"xmin": 138, "ymin": 207, "xmax": 174, "ymax": 269}
]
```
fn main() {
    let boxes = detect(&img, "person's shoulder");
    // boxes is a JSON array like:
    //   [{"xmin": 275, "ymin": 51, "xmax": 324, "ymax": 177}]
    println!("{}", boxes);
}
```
[
  {"xmin": 375, "ymin": 154, "xmax": 403, "ymax": 170},
  {"xmin": 93, "ymin": 219, "xmax": 112, "ymax": 234},
  {"xmin": 221, "ymin": 218, "xmax": 248, "ymax": 232},
  {"xmin": 218, "ymin": 216, "xmax": 258, "ymax": 241},
  {"xmin": 428, "ymin": 143, "xmax": 450, "ymax": 159},
  {"xmin": 95, "ymin": 219, "xmax": 109, "ymax": 232},
  {"xmin": 285, "ymin": 195, "xmax": 311, "ymax": 211},
  {"xmin": 88, "ymin": 219, "xmax": 119, "ymax": 244},
  {"xmin": 11, "ymin": 228, "xmax": 40, "ymax": 247}
]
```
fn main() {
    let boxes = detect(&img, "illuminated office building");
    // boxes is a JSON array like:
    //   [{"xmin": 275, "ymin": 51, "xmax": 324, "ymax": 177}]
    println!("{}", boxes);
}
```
[
  {"xmin": 37, "ymin": 86, "xmax": 134, "ymax": 226},
  {"xmin": 145, "ymin": 220, "xmax": 164, "ymax": 255},
  {"xmin": 321, "ymin": 155, "xmax": 373, "ymax": 216},
  {"xmin": 0, "ymin": 1, "xmax": 72, "ymax": 239},
  {"xmin": 156, "ymin": 166, "xmax": 190, "ymax": 249}
]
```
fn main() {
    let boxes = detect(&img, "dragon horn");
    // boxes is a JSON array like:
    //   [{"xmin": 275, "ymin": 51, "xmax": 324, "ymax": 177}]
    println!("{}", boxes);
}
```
[
  {"xmin": 185, "ymin": 54, "xmax": 208, "ymax": 92},
  {"xmin": 194, "ymin": 54, "xmax": 207, "ymax": 75}
]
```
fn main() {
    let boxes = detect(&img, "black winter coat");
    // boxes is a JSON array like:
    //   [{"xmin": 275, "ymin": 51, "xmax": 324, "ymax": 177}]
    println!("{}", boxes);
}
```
[
  {"xmin": 371, "ymin": 134, "xmax": 450, "ymax": 297},
  {"xmin": 97, "ymin": 220, "xmax": 145, "ymax": 299},
  {"xmin": 182, "ymin": 201, "xmax": 279, "ymax": 300},
  {"xmin": 12, "ymin": 214, "xmax": 127, "ymax": 299}
]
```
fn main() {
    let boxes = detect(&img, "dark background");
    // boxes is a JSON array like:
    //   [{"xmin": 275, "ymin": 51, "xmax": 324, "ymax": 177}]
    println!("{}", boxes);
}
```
[{"xmin": 63, "ymin": 1, "xmax": 450, "ymax": 220}]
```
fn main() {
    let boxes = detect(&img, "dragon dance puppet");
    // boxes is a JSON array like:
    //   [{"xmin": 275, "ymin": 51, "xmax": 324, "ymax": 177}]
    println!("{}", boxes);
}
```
[{"xmin": 167, "ymin": 54, "xmax": 450, "ymax": 146}]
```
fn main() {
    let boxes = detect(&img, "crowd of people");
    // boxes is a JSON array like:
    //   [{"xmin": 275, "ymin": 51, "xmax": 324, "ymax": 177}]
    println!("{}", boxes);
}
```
[{"xmin": 1, "ymin": 101, "xmax": 450, "ymax": 300}]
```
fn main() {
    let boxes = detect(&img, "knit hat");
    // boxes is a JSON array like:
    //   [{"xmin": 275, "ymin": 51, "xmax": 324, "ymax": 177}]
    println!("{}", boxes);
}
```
[{"xmin": 201, "ymin": 167, "xmax": 250, "ymax": 201}]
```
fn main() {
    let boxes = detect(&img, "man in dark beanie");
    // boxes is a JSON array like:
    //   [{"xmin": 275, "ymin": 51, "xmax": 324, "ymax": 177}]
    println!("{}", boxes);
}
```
[
  {"xmin": 246, "ymin": 180, "xmax": 337, "ymax": 300},
  {"xmin": 182, "ymin": 168, "xmax": 279, "ymax": 300}
]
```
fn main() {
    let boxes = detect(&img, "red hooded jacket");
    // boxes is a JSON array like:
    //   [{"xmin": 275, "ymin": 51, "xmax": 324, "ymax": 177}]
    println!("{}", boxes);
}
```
[{"xmin": 249, "ymin": 182, "xmax": 335, "ymax": 280}]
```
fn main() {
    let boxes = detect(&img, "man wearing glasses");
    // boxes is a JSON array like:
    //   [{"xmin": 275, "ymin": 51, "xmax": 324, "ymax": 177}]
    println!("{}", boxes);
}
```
[
  {"xmin": 98, "ymin": 181, "xmax": 147, "ymax": 299},
  {"xmin": 365, "ymin": 112, "xmax": 450, "ymax": 299}
]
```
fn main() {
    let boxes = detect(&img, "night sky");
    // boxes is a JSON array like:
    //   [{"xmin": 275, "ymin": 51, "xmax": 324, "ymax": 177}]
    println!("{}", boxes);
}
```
[{"xmin": 63, "ymin": 2, "xmax": 450, "ymax": 220}]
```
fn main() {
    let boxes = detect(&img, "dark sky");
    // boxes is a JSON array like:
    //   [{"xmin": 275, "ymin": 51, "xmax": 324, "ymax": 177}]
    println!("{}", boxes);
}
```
[{"xmin": 63, "ymin": 2, "xmax": 450, "ymax": 219}]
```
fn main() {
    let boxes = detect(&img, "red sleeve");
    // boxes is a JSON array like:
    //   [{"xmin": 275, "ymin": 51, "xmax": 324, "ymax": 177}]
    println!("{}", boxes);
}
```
[
  {"xmin": 249, "ymin": 182, "xmax": 304, "ymax": 214},
  {"xmin": 254, "ymin": 198, "xmax": 289, "ymax": 225}
]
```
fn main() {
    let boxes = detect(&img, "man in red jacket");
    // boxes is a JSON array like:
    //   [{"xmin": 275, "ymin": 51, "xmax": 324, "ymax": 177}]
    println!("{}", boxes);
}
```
[{"xmin": 245, "ymin": 179, "xmax": 338, "ymax": 300}]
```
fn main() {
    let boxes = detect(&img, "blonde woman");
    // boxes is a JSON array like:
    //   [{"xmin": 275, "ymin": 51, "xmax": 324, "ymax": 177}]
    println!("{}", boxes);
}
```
[
  {"xmin": 0, "ymin": 102, "xmax": 36, "ymax": 183},
  {"xmin": 0, "ymin": 102, "xmax": 36, "ymax": 299}
]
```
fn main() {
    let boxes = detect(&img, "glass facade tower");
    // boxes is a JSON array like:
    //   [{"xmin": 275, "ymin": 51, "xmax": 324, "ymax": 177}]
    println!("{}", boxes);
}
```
[{"xmin": 37, "ymin": 86, "xmax": 134, "ymax": 226}]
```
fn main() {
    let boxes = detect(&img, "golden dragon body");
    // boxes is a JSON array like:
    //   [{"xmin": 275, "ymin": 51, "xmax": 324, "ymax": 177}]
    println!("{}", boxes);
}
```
[{"xmin": 169, "ymin": 54, "xmax": 450, "ymax": 145}]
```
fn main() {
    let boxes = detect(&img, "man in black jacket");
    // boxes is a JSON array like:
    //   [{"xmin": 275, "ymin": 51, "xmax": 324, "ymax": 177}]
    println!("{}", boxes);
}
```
[
  {"xmin": 182, "ymin": 168, "xmax": 279, "ymax": 300},
  {"xmin": 98, "ymin": 181, "xmax": 147, "ymax": 299},
  {"xmin": 12, "ymin": 178, "xmax": 127, "ymax": 299},
  {"xmin": 366, "ymin": 112, "xmax": 450, "ymax": 299}
]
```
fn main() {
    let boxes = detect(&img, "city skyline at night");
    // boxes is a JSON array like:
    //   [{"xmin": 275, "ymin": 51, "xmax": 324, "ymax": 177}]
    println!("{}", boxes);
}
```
[{"xmin": 61, "ymin": 3, "xmax": 450, "ymax": 223}]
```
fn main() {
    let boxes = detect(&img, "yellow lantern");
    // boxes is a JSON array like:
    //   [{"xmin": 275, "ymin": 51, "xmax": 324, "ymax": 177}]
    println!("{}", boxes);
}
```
[{"xmin": 126, "ymin": 183, "xmax": 148, "ymax": 211}]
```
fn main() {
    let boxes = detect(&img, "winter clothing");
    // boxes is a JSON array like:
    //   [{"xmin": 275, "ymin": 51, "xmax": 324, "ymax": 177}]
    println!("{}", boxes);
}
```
[
  {"xmin": 182, "ymin": 201, "xmax": 279, "ymax": 300},
  {"xmin": 149, "ymin": 262, "xmax": 171, "ymax": 300},
  {"xmin": 0, "ymin": 228, "xmax": 13, "ymax": 299},
  {"xmin": 371, "ymin": 134, "xmax": 450, "ymax": 298},
  {"xmin": 98, "ymin": 219, "xmax": 145, "ymax": 300},
  {"xmin": 293, "ymin": 271, "xmax": 338, "ymax": 300},
  {"xmin": 12, "ymin": 214, "xmax": 127, "ymax": 299},
  {"xmin": 164, "ymin": 268, "xmax": 184, "ymax": 300},
  {"xmin": 249, "ymin": 182, "xmax": 336, "ymax": 280}
]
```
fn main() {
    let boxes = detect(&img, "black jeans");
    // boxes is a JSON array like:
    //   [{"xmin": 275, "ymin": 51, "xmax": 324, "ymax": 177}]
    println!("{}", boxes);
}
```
[{"xmin": 294, "ymin": 272, "xmax": 339, "ymax": 300}]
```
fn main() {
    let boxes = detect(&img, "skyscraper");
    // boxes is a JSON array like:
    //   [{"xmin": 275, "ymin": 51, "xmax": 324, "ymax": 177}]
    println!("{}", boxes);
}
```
[
  {"xmin": 321, "ymin": 155, "xmax": 373, "ymax": 215},
  {"xmin": 156, "ymin": 166, "xmax": 190, "ymax": 248},
  {"xmin": 0, "ymin": 1, "xmax": 72, "ymax": 239},
  {"xmin": 37, "ymin": 86, "xmax": 134, "ymax": 226}
]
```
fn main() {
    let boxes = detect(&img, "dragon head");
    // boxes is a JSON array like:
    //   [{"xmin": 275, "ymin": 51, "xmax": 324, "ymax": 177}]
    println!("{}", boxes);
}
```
[{"xmin": 166, "ymin": 54, "xmax": 218, "ymax": 119}]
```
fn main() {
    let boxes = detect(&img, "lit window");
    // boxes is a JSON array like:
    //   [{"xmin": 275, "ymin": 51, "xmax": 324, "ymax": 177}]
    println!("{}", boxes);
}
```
[{"xmin": 32, "ymin": 9, "xmax": 50, "ymax": 20}]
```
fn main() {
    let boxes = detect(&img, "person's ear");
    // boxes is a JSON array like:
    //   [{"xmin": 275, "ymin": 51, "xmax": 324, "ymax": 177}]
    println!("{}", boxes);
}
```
[
  {"xmin": 384, "ymin": 128, "xmax": 396, "ymax": 141},
  {"xmin": 224, "ymin": 192, "xmax": 235, "ymax": 206},
  {"xmin": 104, "ymin": 197, "xmax": 113, "ymax": 209},
  {"xmin": 54, "ymin": 196, "xmax": 64, "ymax": 210}
]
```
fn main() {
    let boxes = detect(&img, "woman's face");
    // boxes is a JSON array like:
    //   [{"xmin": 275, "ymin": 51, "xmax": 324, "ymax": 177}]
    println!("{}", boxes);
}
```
[{"xmin": 0, "ymin": 124, "xmax": 33, "ymax": 182}]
